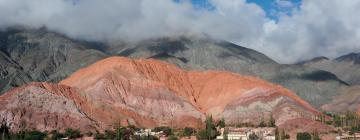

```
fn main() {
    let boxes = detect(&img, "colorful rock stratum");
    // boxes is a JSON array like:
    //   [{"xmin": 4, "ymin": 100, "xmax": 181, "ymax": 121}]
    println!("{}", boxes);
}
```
[{"xmin": 0, "ymin": 57, "xmax": 329, "ymax": 132}]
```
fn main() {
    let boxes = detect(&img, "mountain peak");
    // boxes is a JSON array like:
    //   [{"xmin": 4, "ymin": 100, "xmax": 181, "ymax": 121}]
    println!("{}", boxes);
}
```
[{"xmin": 335, "ymin": 52, "xmax": 360, "ymax": 64}]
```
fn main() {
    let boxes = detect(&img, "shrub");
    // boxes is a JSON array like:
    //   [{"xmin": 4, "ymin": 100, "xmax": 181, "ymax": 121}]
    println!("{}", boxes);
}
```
[
  {"xmin": 64, "ymin": 128, "xmax": 81, "ymax": 138},
  {"xmin": 296, "ymin": 132, "xmax": 311, "ymax": 140},
  {"xmin": 182, "ymin": 127, "xmax": 195, "ymax": 137}
]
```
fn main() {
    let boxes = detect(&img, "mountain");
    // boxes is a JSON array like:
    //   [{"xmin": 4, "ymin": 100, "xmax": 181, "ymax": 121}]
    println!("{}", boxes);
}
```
[
  {"xmin": 0, "ymin": 28, "xmax": 108, "ymax": 93},
  {"xmin": 300, "ymin": 53, "xmax": 360, "ymax": 85},
  {"xmin": 0, "ymin": 28, "xmax": 349, "ymax": 108},
  {"xmin": 0, "ymin": 57, "xmax": 325, "ymax": 132},
  {"xmin": 0, "ymin": 82, "xmax": 98, "ymax": 132},
  {"xmin": 321, "ymin": 86, "xmax": 360, "ymax": 113},
  {"xmin": 116, "ymin": 37, "xmax": 348, "ymax": 108}
]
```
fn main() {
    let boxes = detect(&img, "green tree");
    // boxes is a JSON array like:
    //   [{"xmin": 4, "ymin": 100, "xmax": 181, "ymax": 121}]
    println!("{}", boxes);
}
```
[
  {"xmin": 64, "ymin": 128, "xmax": 81, "ymax": 139},
  {"xmin": 23, "ymin": 130, "xmax": 47, "ymax": 140},
  {"xmin": 205, "ymin": 116, "xmax": 218, "ymax": 140},
  {"xmin": 168, "ymin": 135, "xmax": 179, "ymax": 140},
  {"xmin": 182, "ymin": 127, "xmax": 195, "ymax": 137},
  {"xmin": 197, "ymin": 116, "xmax": 218, "ymax": 140},
  {"xmin": 153, "ymin": 126, "xmax": 173, "ymax": 136},
  {"xmin": 115, "ymin": 127, "xmax": 133, "ymax": 140},
  {"xmin": 105, "ymin": 130, "xmax": 116, "ymax": 139},
  {"xmin": 94, "ymin": 131, "xmax": 105, "ymax": 139},
  {"xmin": 311, "ymin": 130, "xmax": 321, "ymax": 140},
  {"xmin": 50, "ymin": 130, "xmax": 65, "ymax": 140},
  {"xmin": 296, "ymin": 132, "xmax": 311, "ymax": 140},
  {"xmin": 217, "ymin": 118, "xmax": 226, "ymax": 128}
]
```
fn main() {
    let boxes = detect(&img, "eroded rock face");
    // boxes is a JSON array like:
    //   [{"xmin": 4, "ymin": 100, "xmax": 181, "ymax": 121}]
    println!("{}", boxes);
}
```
[
  {"xmin": 0, "ymin": 83, "xmax": 98, "ymax": 132},
  {"xmin": 321, "ymin": 86, "xmax": 360, "ymax": 113},
  {"xmin": 1, "ymin": 57, "xmax": 323, "ymax": 132}
]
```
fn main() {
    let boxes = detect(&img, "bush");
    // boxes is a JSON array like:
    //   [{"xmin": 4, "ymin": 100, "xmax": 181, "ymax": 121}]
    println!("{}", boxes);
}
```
[
  {"xmin": 23, "ymin": 130, "xmax": 47, "ymax": 140},
  {"xmin": 50, "ymin": 130, "xmax": 65, "ymax": 140},
  {"xmin": 182, "ymin": 127, "xmax": 195, "ymax": 137},
  {"xmin": 296, "ymin": 132, "xmax": 311, "ymax": 140},
  {"xmin": 153, "ymin": 126, "xmax": 172, "ymax": 136},
  {"xmin": 64, "ymin": 128, "xmax": 81, "ymax": 138},
  {"xmin": 94, "ymin": 132, "xmax": 105, "ymax": 139},
  {"xmin": 217, "ymin": 118, "xmax": 226, "ymax": 128},
  {"xmin": 104, "ymin": 130, "xmax": 116, "ymax": 139},
  {"xmin": 168, "ymin": 135, "xmax": 178, "ymax": 140}
]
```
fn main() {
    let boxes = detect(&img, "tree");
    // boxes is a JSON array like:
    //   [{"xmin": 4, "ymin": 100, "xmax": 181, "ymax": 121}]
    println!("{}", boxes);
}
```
[
  {"xmin": 296, "ymin": 132, "xmax": 311, "ymax": 140},
  {"xmin": 217, "ymin": 118, "xmax": 226, "ymax": 128},
  {"xmin": 115, "ymin": 127, "xmax": 133, "ymax": 140},
  {"xmin": 205, "ymin": 116, "xmax": 218, "ymax": 140},
  {"xmin": 153, "ymin": 126, "xmax": 173, "ymax": 136},
  {"xmin": 50, "ymin": 130, "xmax": 65, "ymax": 140},
  {"xmin": 280, "ymin": 130, "xmax": 286, "ymax": 140},
  {"xmin": 182, "ymin": 127, "xmax": 195, "ymax": 137},
  {"xmin": 94, "ymin": 132, "xmax": 105, "ymax": 139},
  {"xmin": 275, "ymin": 128, "xmax": 279, "ymax": 140},
  {"xmin": 197, "ymin": 129, "xmax": 208, "ymax": 140},
  {"xmin": 64, "ymin": 128, "xmax": 81, "ymax": 139},
  {"xmin": 269, "ymin": 114, "xmax": 276, "ymax": 127},
  {"xmin": 0, "ymin": 123, "xmax": 10, "ymax": 140},
  {"xmin": 23, "ymin": 130, "xmax": 47, "ymax": 140},
  {"xmin": 168, "ymin": 135, "xmax": 179, "ymax": 140},
  {"xmin": 223, "ymin": 128, "xmax": 229, "ymax": 140},
  {"xmin": 197, "ymin": 116, "xmax": 219, "ymax": 140},
  {"xmin": 259, "ymin": 116, "xmax": 266, "ymax": 127},
  {"xmin": 249, "ymin": 132, "xmax": 259, "ymax": 140},
  {"xmin": 104, "ymin": 130, "xmax": 116, "ymax": 139},
  {"xmin": 312, "ymin": 131, "xmax": 321, "ymax": 140}
]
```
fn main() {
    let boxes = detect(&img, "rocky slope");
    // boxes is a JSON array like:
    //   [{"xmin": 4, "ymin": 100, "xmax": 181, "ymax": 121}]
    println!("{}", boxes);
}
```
[
  {"xmin": 0, "ymin": 28, "xmax": 108, "ymax": 94},
  {"xmin": 0, "ymin": 28, "xmax": 349, "ymax": 109},
  {"xmin": 0, "ymin": 57, "xmax": 324, "ymax": 132},
  {"xmin": 116, "ymin": 37, "xmax": 348, "ymax": 108},
  {"xmin": 321, "ymin": 86, "xmax": 360, "ymax": 113},
  {"xmin": 0, "ymin": 82, "xmax": 98, "ymax": 132},
  {"xmin": 300, "ymin": 53, "xmax": 360, "ymax": 85}
]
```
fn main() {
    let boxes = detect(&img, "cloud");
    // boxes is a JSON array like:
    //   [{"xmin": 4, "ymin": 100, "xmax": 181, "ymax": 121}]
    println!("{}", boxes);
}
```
[{"xmin": 0, "ymin": 0, "xmax": 359, "ymax": 63}]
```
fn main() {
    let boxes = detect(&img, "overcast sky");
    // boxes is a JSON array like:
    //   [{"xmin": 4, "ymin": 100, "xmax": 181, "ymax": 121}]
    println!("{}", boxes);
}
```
[{"xmin": 0, "ymin": 0, "xmax": 359, "ymax": 63}]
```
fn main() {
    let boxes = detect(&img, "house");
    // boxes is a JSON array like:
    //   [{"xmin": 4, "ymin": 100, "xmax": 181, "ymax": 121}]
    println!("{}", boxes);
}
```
[
  {"xmin": 216, "ymin": 127, "xmax": 275, "ymax": 140},
  {"xmin": 336, "ymin": 133, "xmax": 360, "ymax": 140}
]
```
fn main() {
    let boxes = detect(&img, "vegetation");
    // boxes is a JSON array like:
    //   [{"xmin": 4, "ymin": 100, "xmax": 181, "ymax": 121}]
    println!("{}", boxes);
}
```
[
  {"xmin": 217, "ymin": 118, "xmax": 226, "ymax": 128},
  {"xmin": 296, "ymin": 132, "xmax": 312, "ymax": 140},
  {"xmin": 275, "ymin": 128, "xmax": 289, "ymax": 140},
  {"xmin": 249, "ymin": 132, "xmax": 259, "ymax": 140},
  {"xmin": 50, "ymin": 130, "xmax": 64, "ymax": 140},
  {"xmin": 197, "ymin": 116, "xmax": 219, "ymax": 140},
  {"xmin": 269, "ymin": 113, "xmax": 276, "ymax": 127},
  {"xmin": 64, "ymin": 128, "xmax": 81, "ymax": 139},
  {"xmin": 153, "ymin": 126, "xmax": 173, "ymax": 136},
  {"xmin": 181, "ymin": 127, "xmax": 195, "ymax": 137}
]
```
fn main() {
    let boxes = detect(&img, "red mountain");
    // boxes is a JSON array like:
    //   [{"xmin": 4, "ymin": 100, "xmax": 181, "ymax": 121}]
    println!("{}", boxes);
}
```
[{"xmin": 0, "ymin": 57, "xmax": 326, "ymax": 132}]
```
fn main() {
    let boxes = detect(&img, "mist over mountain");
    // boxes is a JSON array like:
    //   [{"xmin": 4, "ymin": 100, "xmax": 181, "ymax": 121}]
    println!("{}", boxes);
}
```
[{"xmin": 0, "ymin": 0, "xmax": 359, "ymax": 63}]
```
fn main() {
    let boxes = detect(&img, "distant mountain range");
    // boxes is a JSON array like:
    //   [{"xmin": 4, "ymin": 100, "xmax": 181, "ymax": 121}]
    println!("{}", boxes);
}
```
[
  {"xmin": 299, "ymin": 53, "xmax": 360, "ymax": 85},
  {"xmin": 0, "ymin": 28, "xmax": 356, "ymax": 109},
  {"xmin": 0, "ymin": 27, "xmax": 359, "ymax": 133}
]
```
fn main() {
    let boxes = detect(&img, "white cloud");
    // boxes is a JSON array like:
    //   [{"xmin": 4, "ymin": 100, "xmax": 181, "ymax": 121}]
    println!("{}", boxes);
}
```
[{"xmin": 0, "ymin": 0, "xmax": 359, "ymax": 63}]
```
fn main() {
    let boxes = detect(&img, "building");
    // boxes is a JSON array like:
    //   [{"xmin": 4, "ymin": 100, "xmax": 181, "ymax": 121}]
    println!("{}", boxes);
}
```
[{"xmin": 216, "ymin": 127, "xmax": 275, "ymax": 140}]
